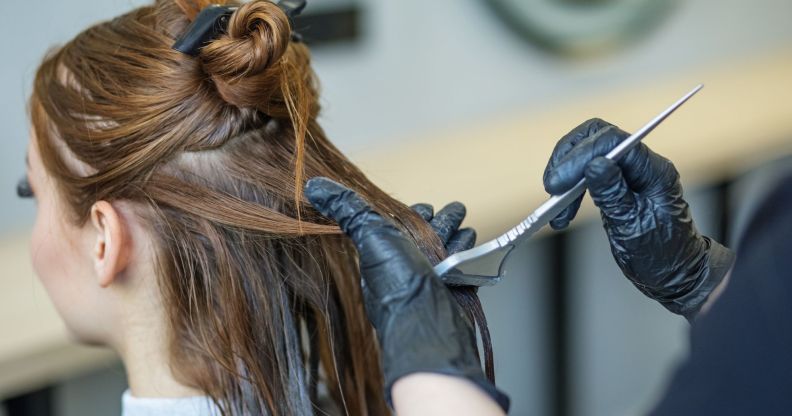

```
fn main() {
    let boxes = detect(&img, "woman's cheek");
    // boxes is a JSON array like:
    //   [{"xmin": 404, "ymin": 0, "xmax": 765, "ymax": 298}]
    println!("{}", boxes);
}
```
[
  {"xmin": 29, "ymin": 202, "xmax": 61, "ymax": 286},
  {"xmin": 29, "ymin": 199, "xmax": 90, "ymax": 339}
]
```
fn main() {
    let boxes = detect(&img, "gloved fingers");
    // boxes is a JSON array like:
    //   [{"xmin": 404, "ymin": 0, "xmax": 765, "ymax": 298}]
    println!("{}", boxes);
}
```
[
  {"xmin": 430, "ymin": 202, "xmax": 467, "ymax": 244},
  {"xmin": 305, "ymin": 177, "xmax": 435, "ymax": 290},
  {"xmin": 546, "ymin": 123, "xmax": 631, "ymax": 194},
  {"xmin": 579, "ymin": 125, "xmax": 673, "ymax": 195},
  {"xmin": 584, "ymin": 157, "xmax": 639, "ymax": 221},
  {"xmin": 549, "ymin": 192, "xmax": 585, "ymax": 230},
  {"xmin": 562, "ymin": 128, "xmax": 677, "ymax": 198},
  {"xmin": 446, "ymin": 227, "xmax": 477, "ymax": 254},
  {"xmin": 543, "ymin": 118, "xmax": 613, "ymax": 194},
  {"xmin": 410, "ymin": 203, "xmax": 434, "ymax": 223},
  {"xmin": 619, "ymin": 144, "xmax": 680, "ymax": 196},
  {"xmin": 304, "ymin": 177, "xmax": 400, "ymax": 249},
  {"xmin": 413, "ymin": 202, "xmax": 475, "ymax": 254}
]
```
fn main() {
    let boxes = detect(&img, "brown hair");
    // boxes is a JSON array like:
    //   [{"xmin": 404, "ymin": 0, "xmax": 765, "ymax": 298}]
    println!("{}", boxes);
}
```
[{"xmin": 29, "ymin": 0, "xmax": 491, "ymax": 414}]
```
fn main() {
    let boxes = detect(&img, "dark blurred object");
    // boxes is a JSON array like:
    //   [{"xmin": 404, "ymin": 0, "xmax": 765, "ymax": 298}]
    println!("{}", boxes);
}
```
[
  {"xmin": 293, "ymin": 3, "xmax": 361, "ymax": 47},
  {"xmin": 652, "ymin": 172, "xmax": 792, "ymax": 415},
  {"xmin": 4, "ymin": 387, "xmax": 53, "ymax": 416},
  {"xmin": 482, "ymin": 0, "xmax": 677, "ymax": 56}
]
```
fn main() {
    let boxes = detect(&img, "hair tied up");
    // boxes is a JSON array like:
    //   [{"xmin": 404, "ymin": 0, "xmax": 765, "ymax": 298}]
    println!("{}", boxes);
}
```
[
  {"xmin": 203, "ymin": 2, "xmax": 290, "ymax": 78},
  {"xmin": 189, "ymin": 0, "xmax": 309, "ymax": 115}
]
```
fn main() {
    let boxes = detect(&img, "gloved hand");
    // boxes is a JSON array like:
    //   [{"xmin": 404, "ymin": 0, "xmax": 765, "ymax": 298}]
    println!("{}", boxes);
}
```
[
  {"xmin": 304, "ymin": 177, "xmax": 509, "ymax": 411},
  {"xmin": 543, "ymin": 118, "xmax": 736, "ymax": 320},
  {"xmin": 411, "ymin": 202, "xmax": 477, "ymax": 255}
]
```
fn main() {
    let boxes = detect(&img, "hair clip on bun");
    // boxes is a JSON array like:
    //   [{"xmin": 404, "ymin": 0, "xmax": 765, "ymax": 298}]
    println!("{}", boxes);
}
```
[{"xmin": 173, "ymin": 0, "xmax": 307, "ymax": 56}]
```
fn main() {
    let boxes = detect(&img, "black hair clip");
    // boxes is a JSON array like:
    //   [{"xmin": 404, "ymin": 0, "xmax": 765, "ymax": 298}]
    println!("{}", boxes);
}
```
[
  {"xmin": 279, "ymin": 0, "xmax": 307, "ymax": 42},
  {"xmin": 173, "ymin": 0, "xmax": 307, "ymax": 56}
]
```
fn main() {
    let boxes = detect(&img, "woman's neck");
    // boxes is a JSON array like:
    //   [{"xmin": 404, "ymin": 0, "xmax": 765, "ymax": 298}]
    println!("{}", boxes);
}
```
[
  {"xmin": 120, "ymin": 338, "xmax": 204, "ymax": 398},
  {"xmin": 113, "ymin": 290, "xmax": 203, "ymax": 398}
]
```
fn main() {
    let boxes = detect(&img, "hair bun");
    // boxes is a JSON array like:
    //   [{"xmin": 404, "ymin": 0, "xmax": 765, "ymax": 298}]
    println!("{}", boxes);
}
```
[{"xmin": 200, "ymin": 1, "xmax": 292, "ymax": 110}]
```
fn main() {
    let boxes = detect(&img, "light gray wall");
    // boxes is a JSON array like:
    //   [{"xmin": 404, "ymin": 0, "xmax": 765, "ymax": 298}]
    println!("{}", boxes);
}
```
[{"xmin": 478, "ymin": 239, "xmax": 551, "ymax": 415}]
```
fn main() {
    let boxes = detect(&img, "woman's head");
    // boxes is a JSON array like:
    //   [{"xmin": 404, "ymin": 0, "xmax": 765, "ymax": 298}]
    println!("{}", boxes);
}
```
[{"xmin": 27, "ymin": 0, "xmax": 487, "ymax": 413}]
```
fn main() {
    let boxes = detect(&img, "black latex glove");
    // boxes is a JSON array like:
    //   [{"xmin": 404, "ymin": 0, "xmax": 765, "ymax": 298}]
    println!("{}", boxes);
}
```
[
  {"xmin": 304, "ymin": 177, "xmax": 509, "ymax": 412},
  {"xmin": 411, "ymin": 202, "xmax": 477, "ymax": 255},
  {"xmin": 543, "ymin": 118, "xmax": 736, "ymax": 320}
]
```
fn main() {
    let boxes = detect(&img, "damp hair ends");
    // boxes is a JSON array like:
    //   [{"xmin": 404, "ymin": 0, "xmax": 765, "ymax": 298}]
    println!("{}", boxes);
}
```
[{"xmin": 29, "ymin": 0, "xmax": 496, "ymax": 414}]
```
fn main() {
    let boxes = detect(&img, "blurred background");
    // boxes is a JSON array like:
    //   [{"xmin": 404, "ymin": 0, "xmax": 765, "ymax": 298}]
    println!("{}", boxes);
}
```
[{"xmin": 1, "ymin": 0, "xmax": 791, "ymax": 414}]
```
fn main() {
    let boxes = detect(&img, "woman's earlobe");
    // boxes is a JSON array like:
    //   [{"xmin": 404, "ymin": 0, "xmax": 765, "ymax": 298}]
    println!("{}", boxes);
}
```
[{"xmin": 90, "ymin": 201, "xmax": 130, "ymax": 288}]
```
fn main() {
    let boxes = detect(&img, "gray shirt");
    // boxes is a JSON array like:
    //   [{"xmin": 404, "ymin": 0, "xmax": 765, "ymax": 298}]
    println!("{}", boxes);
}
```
[{"xmin": 121, "ymin": 390, "xmax": 220, "ymax": 416}]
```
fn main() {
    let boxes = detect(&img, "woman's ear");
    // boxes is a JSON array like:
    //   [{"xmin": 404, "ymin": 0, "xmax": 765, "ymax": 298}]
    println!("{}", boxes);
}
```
[{"xmin": 89, "ymin": 201, "xmax": 131, "ymax": 288}]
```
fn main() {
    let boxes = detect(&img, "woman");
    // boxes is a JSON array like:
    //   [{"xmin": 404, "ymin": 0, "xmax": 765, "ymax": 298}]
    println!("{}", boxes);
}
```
[{"xmin": 18, "ymin": 0, "xmax": 506, "ymax": 414}]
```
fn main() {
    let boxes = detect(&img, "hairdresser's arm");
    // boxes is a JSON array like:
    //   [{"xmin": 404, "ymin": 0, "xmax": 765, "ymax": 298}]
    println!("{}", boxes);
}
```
[
  {"xmin": 305, "ymin": 178, "xmax": 508, "ymax": 416},
  {"xmin": 542, "ymin": 118, "xmax": 736, "ymax": 321},
  {"xmin": 393, "ymin": 374, "xmax": 506, "ymax": 415}
]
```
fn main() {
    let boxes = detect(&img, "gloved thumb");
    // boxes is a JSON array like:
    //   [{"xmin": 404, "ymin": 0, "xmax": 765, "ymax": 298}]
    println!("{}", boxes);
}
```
[{"xmin": 585, "ymin": 157, "xmax": 638, "ymax": 222}]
